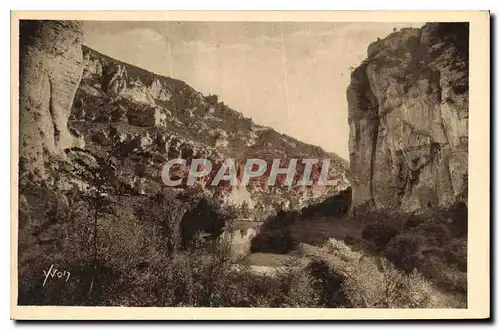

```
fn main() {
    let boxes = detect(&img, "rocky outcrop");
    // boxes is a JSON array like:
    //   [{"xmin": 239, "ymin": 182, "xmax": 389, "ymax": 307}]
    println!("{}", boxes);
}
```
[
  {"xmin": 120, "ymin": 77, "xmax": 157, "ymax": 106},
  {"xmin": 347, "ymin": 23, "xmax": 469, "ymax": 212},
  {"xmin": 127, "ymin": 106, "xmax": 166, "ymax": 127},
  {"xmin": 82, "ymin": 52, "xmax": 102, "ymax": 81},
  {"xmin": 148, "ymin": 78, "xmax": 172, "ymax": 102},
  {"xmin": 85, "ymin": 48, "xmax": 171, "ymax": 106},
  {"xmin": 19, "ymin": 20, "xmax": 85, "ymax": 179},
  {"xmin": 101, "ymin": 63, "xmax": 128, "ymax": 98}
]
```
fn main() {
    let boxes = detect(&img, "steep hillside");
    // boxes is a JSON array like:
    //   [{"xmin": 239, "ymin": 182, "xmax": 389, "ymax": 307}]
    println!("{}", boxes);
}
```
[{"xmin": 64, "ymin": 45, "xmax": 349, "ymax": 219}]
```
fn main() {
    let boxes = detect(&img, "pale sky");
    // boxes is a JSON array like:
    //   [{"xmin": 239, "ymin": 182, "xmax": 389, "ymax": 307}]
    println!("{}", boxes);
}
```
[{"xmin": 83, "ymin": 21, "xmax": 423, "ymax": 159}]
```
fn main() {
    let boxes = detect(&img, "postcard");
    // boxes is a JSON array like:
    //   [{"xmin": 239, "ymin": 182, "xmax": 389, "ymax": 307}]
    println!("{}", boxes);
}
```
[{"xmin": 10, "ymin": 10, "xmax": 490, "ymax": 320}]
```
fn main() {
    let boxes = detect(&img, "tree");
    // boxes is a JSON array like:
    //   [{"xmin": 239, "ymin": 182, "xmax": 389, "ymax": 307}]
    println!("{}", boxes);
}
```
[
  {"xmin": 64, "ymin": 147, "xmax": 118, "ymax": 297},
  {"xmin": 206, "ymin": 94, "xmax": 219, "ymax": 106},
  {"xmin": 139, "ymin": 190, "xmax": 186, "ymax": 254}
]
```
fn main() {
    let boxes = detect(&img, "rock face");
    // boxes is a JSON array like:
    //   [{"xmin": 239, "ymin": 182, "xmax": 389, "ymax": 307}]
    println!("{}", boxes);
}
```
[
  {"xmin": 347, "ymin": 23, "xmax": 469, "ymax": 212},
  {"xmin": 148, "ymin": 78, "xmax": 172, "ymax": 101},
  {"xmin": 19, "ymin": 20, "xmax": 85, "ymax": 179},
  {"xmin": 83, "ymin": 47, "xmax": 172, "ymax": 106}
]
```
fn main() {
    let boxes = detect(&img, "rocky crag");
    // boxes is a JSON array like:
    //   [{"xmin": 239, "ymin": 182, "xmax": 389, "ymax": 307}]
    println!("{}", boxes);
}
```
[
  {"xmin": 347, "ymin": 23, "xmax": 469, "ymax": 213},
  {"xmin": 19, "ymin": 20, "xmax": 85, "ymax": 180}
]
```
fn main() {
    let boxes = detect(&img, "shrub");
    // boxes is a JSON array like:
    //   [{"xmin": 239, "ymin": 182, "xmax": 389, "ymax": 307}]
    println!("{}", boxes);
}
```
[
  {"xmin": 320, "ymin": 238, "xmax": 386, "ymax": 307},
  {"xmin": 313, "ymin": 238, "xmax": 435, "ymax": 308},
  {"xmin": 402, "ymin": 214, "xmax": 425, "ymax": 230},
  {"xmin": 146, "ymin": 238, "xmax": 233, "ymax": 307},
  {"xmin": 205, "ymin": 94, "xmax": 219, "ymax": 106},
  {"xmin": 377, "ymin": 259, "xmax": 433, "ymax": 308},
  {"xmin": 180, "ymin": 198, "xmax": 227, "ymax": 248},
  {"xmin": 103, "ymin": 235, "xmax": 323, "ymax": 307},
  {"xmin": 307, "ymin": 260, "xmax": 347, "ymax": 307},
  {"xmin": 361, "ymin": 224, "xmax": 399, "ymax": 250},
  {"xmin": 383, "ymin": 233, "xmax": 425, "ymax": 271},
  {"xmin": 421, "ymin": 223, "xmax": 452, "ymax": 247},
  {"xmin": 274, "ymin": 266, "xmax": 322, "ymax": 307},
  {"xmin": 218, "ymin": 267, "xmax": 317, "ymax": 308},
  {"xmin": 417, "ymin": 254, "xmax": 467, "ymax": 294},
  {"xmin": 352, "ymin": 202, "xmax": 467, "ymax": 298},
  {"xmin": 444, "ymin": 201, "xmax": 468, "ymax": 237},
  {"xmin": 136, "ymin": 190, "xmax": 186, "ymax": 253}
]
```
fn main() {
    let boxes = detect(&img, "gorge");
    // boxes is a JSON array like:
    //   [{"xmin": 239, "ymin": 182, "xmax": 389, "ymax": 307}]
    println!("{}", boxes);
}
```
[{"xmin": 17, "ymin": 20, "xmax": 469, "ymax": 308}]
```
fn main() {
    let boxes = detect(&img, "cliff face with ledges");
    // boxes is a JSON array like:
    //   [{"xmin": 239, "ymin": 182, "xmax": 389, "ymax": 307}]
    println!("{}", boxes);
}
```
[
  {"xmin": 70, "ymin": 46, "xmax": 350, "ymax": 219},
  {"xmin": 19, "ymin": 20, "xmax": 85, "ymax": 180},
  {"xmin": 347, "ymin": 23, "xmax": 469, "ymax": 212}
]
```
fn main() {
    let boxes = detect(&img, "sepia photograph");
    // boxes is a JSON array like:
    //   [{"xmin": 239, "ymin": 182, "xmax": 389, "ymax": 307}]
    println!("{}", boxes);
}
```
[{"xmin": 10, "ymin": 11, "xmax": 490, "ymax": 320}]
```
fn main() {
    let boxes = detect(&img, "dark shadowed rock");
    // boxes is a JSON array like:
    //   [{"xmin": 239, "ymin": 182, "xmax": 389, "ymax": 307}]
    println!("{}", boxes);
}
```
[{"xmin": 361, "ymin": 224, "xmax": 399, "ymax": 250}]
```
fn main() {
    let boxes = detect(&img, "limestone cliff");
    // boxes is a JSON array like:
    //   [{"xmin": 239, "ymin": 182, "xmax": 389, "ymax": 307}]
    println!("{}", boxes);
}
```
[
  {"xmin": 19, "ymin": 20, "xmax": 85, "ymax": 179},
  {"xmin": 347, "ymin": 23, "xmax": 469, "ymax": 212}
]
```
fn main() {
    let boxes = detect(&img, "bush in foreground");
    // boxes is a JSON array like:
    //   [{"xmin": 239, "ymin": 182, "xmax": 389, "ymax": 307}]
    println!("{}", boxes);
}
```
[
  {"xmin": 356, "ymin": 203, "xmax": 467, "ymax": 295},
  {"xmin": 303, "ymin": 238, "xmax": 438, "ymax": 308},
  {"xmin": 18, "ymin": 188, "xmax": 322, "ymax": 307}
]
